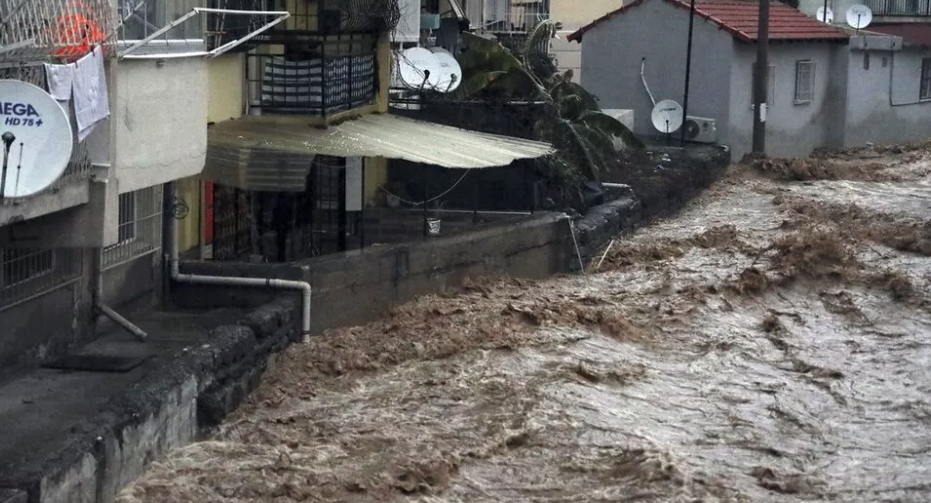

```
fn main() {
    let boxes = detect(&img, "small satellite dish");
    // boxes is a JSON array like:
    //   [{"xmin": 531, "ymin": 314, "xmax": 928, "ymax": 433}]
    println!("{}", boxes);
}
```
[
  {"xmin": 396, "ymin": 47, "xmax": 442, "ymax": 90},
  {"xmin": 651, "ymin": 99, "xmax": 684, "ymax": 135},
  {"xmin": 0, "ymin": 80, "xmax": 73, "ymax": 199},
  {"xmin": 846, "ymin": 4, "xmax": 873, "ymax": 30},
  {"xmin": 816, "ymin": 6, "xmax": 834, "ymax": 24},
  {"xmin": 429, "ymin": 47, "xmax": 462, "ymax": 93}
]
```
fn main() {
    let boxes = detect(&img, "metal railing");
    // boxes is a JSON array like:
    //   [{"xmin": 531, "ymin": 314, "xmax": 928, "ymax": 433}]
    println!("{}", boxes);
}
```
[
  {"xmin": 102, "ymin": 185, "xmax": 164, "ymax": 269},
  {"xmin": 0, "ymin": 246, "xmax": 83, "ymax": 311},
  {"xmin": 245, "ymin": 37, "xmax": 378, "ymax": 117},
  {"xmin": 0, "ymin": 0, "xmax": 114, "ymax": 63},
  {"xmin": 864, "ymin": 0, "xmax": 931, "ymax": 16},
  {"xmin": 470, "ymin": 1, "xmax": 550, "ymax": 33}
]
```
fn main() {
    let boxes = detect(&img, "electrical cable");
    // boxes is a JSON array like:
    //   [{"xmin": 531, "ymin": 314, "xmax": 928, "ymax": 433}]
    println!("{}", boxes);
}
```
[{"xmin": 379, "ymin": 169, "xmax": 470, "ymax": 207}]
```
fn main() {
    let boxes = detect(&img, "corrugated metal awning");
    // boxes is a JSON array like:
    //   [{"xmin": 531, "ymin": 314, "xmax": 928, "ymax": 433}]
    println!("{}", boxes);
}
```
[{"xmin": 204, "ymin": 114, "xmax": 554, "ymax": 191}]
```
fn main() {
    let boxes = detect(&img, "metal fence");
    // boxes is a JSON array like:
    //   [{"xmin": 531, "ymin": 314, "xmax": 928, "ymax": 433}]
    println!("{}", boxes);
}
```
[
  {"xmin": 0, "ymin": 0, "xmax": 114, "ymax": 63},
  {"xmin": 0, "ymin": 246, "xmax": 83, "ymax": 311},
  {"xmin": 864, "ymin": 0, "xmax": 931, "ymax": 15},
  {"xmin": 246, "ymin": 36, "xmax": 379, "ymax": 117},
  {"xmin": 102, "ymin": 185, "xmax": 163, "ymax": 269}
]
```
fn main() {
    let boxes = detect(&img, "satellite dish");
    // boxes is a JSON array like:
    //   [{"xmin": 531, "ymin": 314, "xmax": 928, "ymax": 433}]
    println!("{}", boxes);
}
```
[
  {"xmin": 651, "ymin": 99, "xmax": 684, "ymax": 135},
  {"xmin": 396, "ymin": 47, "xmax": 442, "ymax": 90},
  {"xmin": 846, "ymin": 4, "xmax": 873, "ymax": 30},
  {"xmin": 816, "ymin": 6, "xmax": 834, "ymax": 24},
  {"xmin": 429, "ymin": 47, "xmax": 462, "ymax": 93},
  {"xmin": 0, "ymin": 80, "xmax": 73, "ymax": 199}
]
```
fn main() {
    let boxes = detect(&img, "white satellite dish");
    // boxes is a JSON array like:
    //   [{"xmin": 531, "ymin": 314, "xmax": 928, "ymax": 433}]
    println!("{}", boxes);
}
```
[
  {"xmin": 396, "ymin": 47, "xmax": 442, "ymax": 90},
  {"xmin": 0, "ymin": 80, "xmax": 73, "ymax": 199},
  {"xmin": 816, "ymin": 6, "xmax": 834, "ymax": 24},
  {"xmin": 429, "ymin": 47, "xmax": 462, "ymax": 93},
  {"xmin": 846, "ymin": 4, "xmax": 873, "ymax": 30},
  {"xmin": 651, "ymin": 99, "xmax": 684, "ymax": 135}
]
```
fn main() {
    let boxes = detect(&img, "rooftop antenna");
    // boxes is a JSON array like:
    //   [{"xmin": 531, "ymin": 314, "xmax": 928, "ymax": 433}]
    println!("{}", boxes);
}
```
[
  {"xmin": 846, "ymin": 4, "xmax": 873, "ymax": 34},
  {"xmin": 429, "ymin": 47, "xmax": 463, "ymax": 93},
  {"xmin": 0, "ymin": 80, "xmax": 75, "ymax": 200},
  {"xmin": 396, "ymin": 46, "xmax": 442, "ymax": 91},
  {"xmin": 651, "ymin": 99, "xmax": 684, "ymax": 145},
  {"xmin": 816, "ymin": 6, "xmax": 834, "ymax": 24}
]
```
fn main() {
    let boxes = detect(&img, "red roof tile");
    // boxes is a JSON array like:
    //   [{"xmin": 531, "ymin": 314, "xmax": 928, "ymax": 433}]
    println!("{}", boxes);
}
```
[
  {"xmin": 868, "ymin": 23, "xmax": 931, "ymax": 47},
  {"xmin": 567, "ymin": 0, "xmax": 850, "ymax": 44}
]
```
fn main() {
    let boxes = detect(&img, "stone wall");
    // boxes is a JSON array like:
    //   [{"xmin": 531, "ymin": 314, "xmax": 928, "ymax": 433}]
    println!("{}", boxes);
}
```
[{"xmin": 0, "ymin": 300, "xmax": 298, "ymax": 503}]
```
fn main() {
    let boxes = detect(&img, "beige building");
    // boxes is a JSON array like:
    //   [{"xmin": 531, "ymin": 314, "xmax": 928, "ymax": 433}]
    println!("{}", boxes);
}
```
[{"xmin": 551, "ymin": 0, "xmax": 624, "ymax": 81}]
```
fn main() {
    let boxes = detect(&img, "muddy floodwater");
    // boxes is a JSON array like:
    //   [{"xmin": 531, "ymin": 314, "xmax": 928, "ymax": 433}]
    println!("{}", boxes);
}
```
[{"xmin": 119, "ymin": 145, "xmax": 931, "ymax": 503}]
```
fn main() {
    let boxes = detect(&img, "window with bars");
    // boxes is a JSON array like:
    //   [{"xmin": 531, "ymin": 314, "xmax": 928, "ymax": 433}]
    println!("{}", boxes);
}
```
[
  {"xmin": 0, "ymin": 248, "xmax": 82, "ymax": 310},
  {"xmin": 921, "ymin": 57, "xmax": 931, "ymax": 101},
  {"xmin": 1, "ymin": 249, "xmax": 54, "ymax": 289},
  {"xmin": 795, "ymin": 60, "xmax": 816, "ymax": 104},
  {"xmin": 102, "ymin": 186, "xmax": 164, "ymax": 269}
]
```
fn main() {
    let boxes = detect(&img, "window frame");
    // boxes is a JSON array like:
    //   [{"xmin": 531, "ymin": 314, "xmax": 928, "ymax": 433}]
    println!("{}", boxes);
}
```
[
  {"xmin": 920, "ymin": 57, "xmax": 931, "ymax": 102},
  {"xmin": 794, "ymin": 59, "xmax": 816, "ymax": 105},
  {"xmin": 116, "ymin": 191, "xmax": 138, "ymax": 245}
]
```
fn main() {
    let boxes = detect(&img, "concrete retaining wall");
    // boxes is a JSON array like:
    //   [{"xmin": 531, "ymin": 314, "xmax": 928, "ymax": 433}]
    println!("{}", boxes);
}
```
[
  {"xmin": 0, "ymin": 299, "xmax": 298, "ymax": 503},
  {"xmin": 173, "ymin": 213, "xmax": 574, "ymax": 333}
]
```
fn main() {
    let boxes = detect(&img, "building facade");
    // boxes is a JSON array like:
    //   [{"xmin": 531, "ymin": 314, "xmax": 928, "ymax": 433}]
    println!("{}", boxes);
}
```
[
  {"xmin": 569, "ymin": 0, "xmax": 931, "ymax": 159},
  {"xmin": 0, "ymin": 0, "xmax": 208, "ymax": 376}
]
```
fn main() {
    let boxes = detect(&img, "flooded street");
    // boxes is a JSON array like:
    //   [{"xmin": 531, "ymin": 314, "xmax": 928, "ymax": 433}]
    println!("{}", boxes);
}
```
[{"xmin": 119, "ymin": 145, "xmax": 931, "ymax": 503}]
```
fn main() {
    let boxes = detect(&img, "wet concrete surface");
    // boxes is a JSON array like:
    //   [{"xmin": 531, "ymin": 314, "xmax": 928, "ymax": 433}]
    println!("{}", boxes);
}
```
[
  {"xmin": 0, "ymin": 307, "xmax": 244, "ymax": 482},
  {"xmin": 118, "ymin": 144, "xmax": 931, "ymax": 502}
]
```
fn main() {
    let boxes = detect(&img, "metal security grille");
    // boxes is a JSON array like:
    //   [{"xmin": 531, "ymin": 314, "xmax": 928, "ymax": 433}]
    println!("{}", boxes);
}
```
[
  {"xmin": 301, "ymin": 155, "xmax": 353, "ymax": 257},
  {"xmin": 212, "ymin": 183, "xmax": 252, "ymax": 261},
  {"xmin": 0, "ymin": 247, "xmax": 82, "ymax": 310},
  {"xmin": 0, "ymin": 0, "xmax": 115, "ymax": 63},
  {"xmin": 102, "ymin": 185, "xmax": 163, "ymax": 269}
]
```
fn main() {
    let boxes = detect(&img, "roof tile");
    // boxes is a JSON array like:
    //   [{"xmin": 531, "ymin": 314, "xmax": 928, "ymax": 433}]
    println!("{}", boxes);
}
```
[{"xmin": 568, "ymin": 0, "xmax": 850, "ymax": 43}]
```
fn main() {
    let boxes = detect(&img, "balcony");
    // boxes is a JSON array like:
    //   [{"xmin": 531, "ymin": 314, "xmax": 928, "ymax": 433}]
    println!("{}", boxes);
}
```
[
  {"xmin": 245, "ymin": 34, "xmax": 379, "ymax": 117},
  {"xmin": 864, "ymin": 0, "xmax": 931, "ymax": 17}
]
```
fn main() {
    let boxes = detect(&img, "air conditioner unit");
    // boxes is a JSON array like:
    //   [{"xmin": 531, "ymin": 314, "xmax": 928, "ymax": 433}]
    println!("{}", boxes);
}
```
[{"xmin": 683, "ymin": 116, "xmax": 717, "ymax": 143}]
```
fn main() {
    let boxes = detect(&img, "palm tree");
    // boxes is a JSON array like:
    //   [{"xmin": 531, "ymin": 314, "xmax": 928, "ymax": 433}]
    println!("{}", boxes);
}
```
[{"xmin": 454, "ymin": 20, "xmax": 644, "ymax": 188}]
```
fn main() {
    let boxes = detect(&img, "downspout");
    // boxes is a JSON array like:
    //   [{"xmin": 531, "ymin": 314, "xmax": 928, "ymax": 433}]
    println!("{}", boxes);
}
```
[
  {"xmin": 165, "ymin": 184, "xmax": 312, "ymax": 342},
  {"xmin": 641, "ymin": 58, "xmax": 656, "ymax": 107},
  {"xmin": 93, "ymin": 249, "xmax": 148, "ymax": 341}
]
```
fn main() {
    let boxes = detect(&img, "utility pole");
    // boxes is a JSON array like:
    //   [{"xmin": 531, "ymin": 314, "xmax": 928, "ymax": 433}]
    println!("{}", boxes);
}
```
[
  {"xmin": 752, "ymin": 0, "xmax": 770, "ymax": 154},
  {"xmin": 681, "ymin": 0, "xmax": 697, "ymax": 147}
]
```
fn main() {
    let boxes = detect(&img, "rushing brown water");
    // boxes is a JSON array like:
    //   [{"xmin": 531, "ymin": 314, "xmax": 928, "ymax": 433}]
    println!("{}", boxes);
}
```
[{"xmin": 119, "ymin": 145, "xmax": 931, "ymax": 503}]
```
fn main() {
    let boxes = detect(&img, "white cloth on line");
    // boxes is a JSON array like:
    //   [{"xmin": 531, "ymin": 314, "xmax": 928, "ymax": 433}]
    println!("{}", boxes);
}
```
[
  {"xmin": 73, "ymin": 46, "xmax": 110, "ymax": 142},
  {"xmin": 44, "ymin": 63, "xmax": 75, "ymax": 101}
]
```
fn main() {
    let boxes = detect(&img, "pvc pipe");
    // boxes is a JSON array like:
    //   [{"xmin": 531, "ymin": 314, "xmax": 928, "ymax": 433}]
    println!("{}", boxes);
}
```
[
  {"xmin": 165, "ymin": 184, "xmax": 312, "ymax": 342},
  {"xmin": 93, "ymin": 249, "xmax": 148, "ymax": 341}
]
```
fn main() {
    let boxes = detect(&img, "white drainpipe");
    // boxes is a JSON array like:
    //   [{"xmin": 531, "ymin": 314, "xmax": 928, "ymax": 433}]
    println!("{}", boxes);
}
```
[{"xmin": 165, "ymin": 184, "xmax": 313, "ymax": 342}]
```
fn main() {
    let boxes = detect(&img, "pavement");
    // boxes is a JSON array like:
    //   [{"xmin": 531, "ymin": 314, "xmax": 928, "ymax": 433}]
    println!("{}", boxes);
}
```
[{"xmin": 0, "ymin": 306, "xmax": 244, "ymax": 487}]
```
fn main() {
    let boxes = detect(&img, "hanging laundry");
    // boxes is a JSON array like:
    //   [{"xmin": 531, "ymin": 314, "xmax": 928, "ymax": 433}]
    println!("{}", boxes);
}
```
[
  {"xmin": 44, "ymin": 62, "xmax": 75, "ymax": 101},
  {"xmin": 73, "ymin": 45, "xmax": 110, "ymax": 142}
]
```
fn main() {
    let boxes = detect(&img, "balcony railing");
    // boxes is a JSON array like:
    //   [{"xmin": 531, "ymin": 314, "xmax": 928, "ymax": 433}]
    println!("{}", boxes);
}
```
[
  {"xmin": 864, "ymin": 0, "xmax": 931, "ymax": 16},
  {"xmin": 246, "ymin": 37, "xmax": 379, "ymax": 117}
]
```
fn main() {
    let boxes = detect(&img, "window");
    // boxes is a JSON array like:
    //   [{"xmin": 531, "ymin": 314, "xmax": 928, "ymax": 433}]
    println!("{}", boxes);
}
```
[
  {"xmin": 117, "ymin": 191, "xmax": 137, "ymax": 243},
  {"xmin": 118, "ymin": 0, "xmax": 204, "ymax": 42},
  {"xmin": 921, "ymin": 57, "xmax": 931, "ymax": 101},
  {"xmin": 795, "ymin": 60, "xmax": 816, "ymax": 104},
  {"xmin": 0, "ymin": 249, "xmax": 54, "ymax": 289}
]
